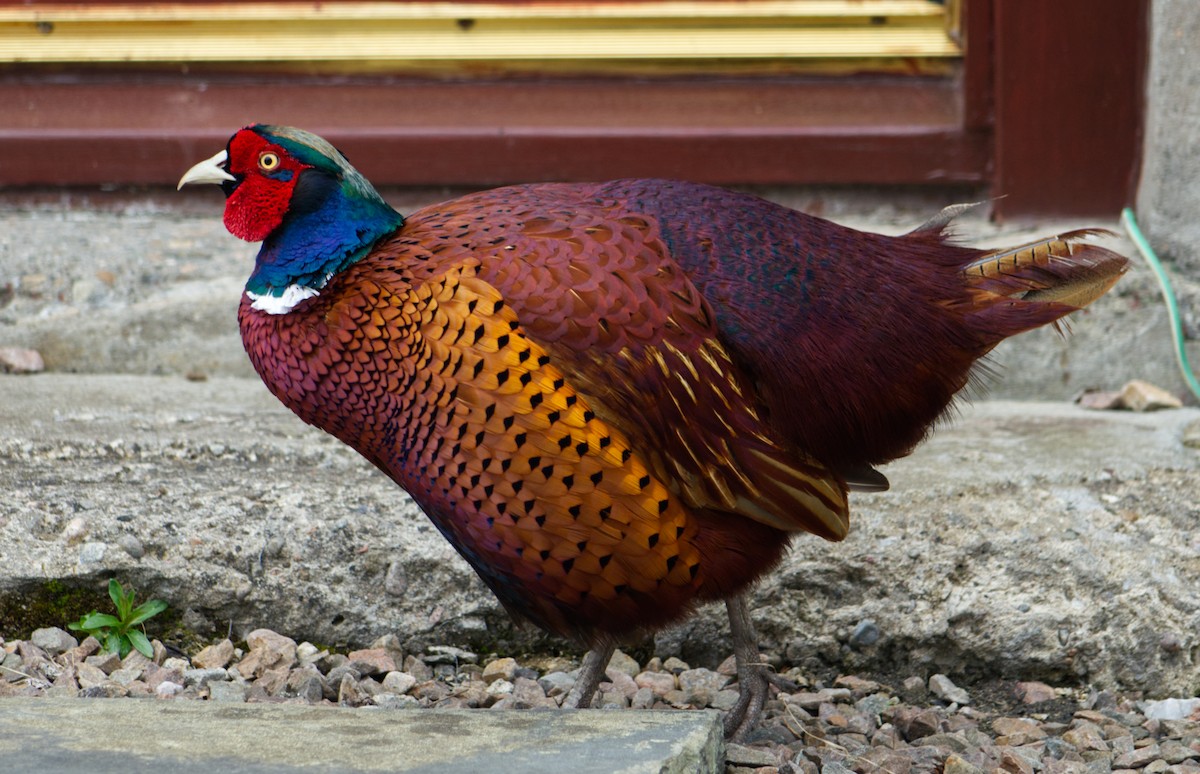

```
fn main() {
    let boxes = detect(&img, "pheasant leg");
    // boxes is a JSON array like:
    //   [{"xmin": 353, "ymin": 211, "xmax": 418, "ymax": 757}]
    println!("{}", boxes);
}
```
[
  {"xmin": 562, "ymin": 642, "xmax": 616, "ymax": 709},
  {"xmin": 722, "ymin": 594, "xmax": 785, "ymax": 741}
]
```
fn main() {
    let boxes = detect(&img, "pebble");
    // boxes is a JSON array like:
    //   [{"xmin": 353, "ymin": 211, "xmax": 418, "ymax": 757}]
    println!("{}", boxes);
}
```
[
  {"xmin": 116, "ymin": 534, "xmax": 145, "ymax": 559},
  {"xmin": 930, "ymin": 673, "xmax": 971, "ymax": 705},
  {"xmin": 605, "ymin": 649, "xmax": 640, "ymax": 678},
  {"xmin": 2, "ymin": 624, "xmax": 1199, "ymax": 774},
  {"xmin": 0, "ymin": 346, "xmax": 45, "ymax": 373},
  {"xmin": 192, "ymin": 639, "xmax": 235, "ymax": 670},
  {"xmin": 482, "ymin": 657, "xmax": 517, "ymax": 684},
  {"xmin": 1016, "ymin": 680, "xmax": 1059, "ymax": 704},
  {"xmin": 30, "ymin": 628, "xmax": 77, "ymax": 656},
  {"xmin": 347, "ymin": 648, "xmax": 396, "ymax": 676}
]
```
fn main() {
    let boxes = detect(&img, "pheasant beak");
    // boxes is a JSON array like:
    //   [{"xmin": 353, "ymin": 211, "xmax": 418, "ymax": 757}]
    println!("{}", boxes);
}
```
[{"xmin": 177, "ymin": 149, "xmax": 236, "ymax": 190}]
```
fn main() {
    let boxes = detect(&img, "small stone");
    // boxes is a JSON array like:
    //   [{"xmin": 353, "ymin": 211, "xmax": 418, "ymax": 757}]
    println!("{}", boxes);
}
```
[
  {"xmin": 1115, "ymin": 745, "xmax": 1163, "ymax": 769},
  {"xmin": 422, "ymin": 645, "xmax": 477, "ymax": 665},
  {"xmin": 244, "ymin": 629, "xmax": 297, "ymax": 667},
  {"xmin": 108, "ymin": 668, "xmax": 143, "ymax": 687},
  {"xmin": 482, "ymin": 657, "xmax": 517, "ymax": 685},
  {"xmin": 383, "ymin": 561, "xmax": 408, "ymax": 597},
  {"xmin": 1159, "ymin": 741, "xmax": 1199, "ymax": 765},
  {"xmin": 67, "ymin": 637, "xmax": 101, "ymax": 663},
  {"xmin": 600, "ymin": 669, "xmax": 637, "ymax": 700},
  {"xmin": 1143, "ymin": 699, "xmax": 1200, "ymax": 721},
  {"xmin": 1183, "ymin": 419, "xmax": 1200, "ymax": 449},
  {"xmin": 347, "ymin": 648, "xmax": 396, "ymax": 676},
  {"xmin": 538, "ymin": 671, "xmax": 574, "ymax": 698},
  {"xmin": 85, "ymin": 651, "xmax": 121, "ymax": 675},
  {"xmin": 75, "ymin": 662, "xmax": 110, "ymax": 689},
  {"xmin": 894, "ymin": 707, "xmax": 943, "ymax": 740},
  {"xmin": 373, "ymin": 693, "xmax": 421, "ymax": 709},
  {"xmin": 901, "ymin": 675, "xmax": 928, "ymax": 699},
  {"xmin": 0, "ymin": 347, "xmax": 45, "ymax": 373},
  {"xmin": 1000, "ymin": 747, "xmax": 1035, "ymax": 774},
  {"xmin": 512, "ymin": 676, "xmax": 553, "ymax": 707},
  {"xmin": 208, "ymin": 681, "xmax": 247, "ymax": 702},
  {"xmin": 78, "ymin": 542, "xmax": 107, "ymax": 563},
  {"xmin": 635, "ymin": 670, "xmax": 677, "ymax": 696},
  {"xmin": 381, "ymin": 671, "xmax": 417, "ymax": 695},
  {"xmin": 453, "ymin": 679, "xmax": 489, "ymax": 707},
  {"xmin": 606, "ymin": 648, "xmax": 639, "ymax": 678},
  {"xmin": 711, "ymin": 689, "xmax": 741, "ymax": 711},
  {"xmin": 1015, "ymin": 681, "xmax": 1058, "ymax": 704},
  {"xmin": 162, "ymin": 657, "xmax": 190, "ymax": 673},
  {"xmin": 929, "ymin": 674, "xmax": 970, "ymax": 705},
  {"xmin": 834, "ymin": 675, "xmax": 881, "ymax": 695},
  {"xmin": 1145, "ymin": 761, "xmax": 1170, "ymax": 774},
  {"xmin": 945, "ymin": 753, "xmax": 986, "ymax": 774},
  {"xmin": 79, "ymin": 683, "xmax": 128, "ymax": 699},
  {"xmin": 402, "ymin": 655, "xmax": 432, "ymax": 681},
  {"xmin": 120, "ymin": 649, "xmax": 151, "ymax": 674},
  {"xmin": 993, "ymin": 717, "xmax": 1048, "ymax": 745},
  {"xmin": 116, "ymin": 535, "xmax": 145, "ymax": 559},
  {"xmin": 295, "ymin": 642, "xmax": 326, "ymax": 668},
  {"xmin": 787, "ymin": 688, "xmax": 853, "ymax": 710},
  {"xmin": 156, "ymin": 680, "xmax": 184, "ymax": 698},
  {"xmin": 30, "ymin": 628, "xmax": 78, "ymax": 656},
  {"xmin": 183, "ymin": 668, "xmax": 228, "ymax": 688},
  {"xmin": 921, "ymin": 732, "xmax": 972, "ymax": 753},
  {"xmin": 716, "ymin": 655, "xmax": 738, "ymax": 676},
  {"xmin": 370, "ymin": 634, "xmax": 404, "ymax": 666},
  {"xmin": 141, "ymin": 663, "xmax": 183, "ymax": 691},
  {"xmin": 337, "ymin": 673, "xmax": 366, "ymax": 706},
  {"xmin": 486, "ymin": 679, "xmax": 514, "ymax": 700},
  {"xmin": 678, "ymin": 667, "xmax": 729, "ymax": 705},
  {"xmin": 1063, "ymin": 723, "xmax": 1109, "ymax": 752},
  {"xmin": 287, "ymin": 668, "xmax": 325, "ymax": 703},
  {"xmin": 631, "ymin": 686, "xmax": 655, "ymax": 709},
  {"xmin": 849, "ymin": 619, "xmax": 881, "ymax": 648},
  {"xmin": 192, "ymin": 639, "xmax": 235, "ymax": 670},
  {"xmin": 661, "ymin": 656, "xmax": 690, "ymax": 674},
  {"xmin": 725, "ymin": 743, "xmax": 779, "ymax": 767},
  {"xmin": 1118, "ymin": 380, "xmax": 1183, "ymax": 412}
]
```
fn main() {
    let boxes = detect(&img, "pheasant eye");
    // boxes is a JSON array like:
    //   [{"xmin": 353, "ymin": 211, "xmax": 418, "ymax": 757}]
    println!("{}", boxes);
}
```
[{"xmin": 258, "ymin": 152, "xmax": 280, "ymax": 171}]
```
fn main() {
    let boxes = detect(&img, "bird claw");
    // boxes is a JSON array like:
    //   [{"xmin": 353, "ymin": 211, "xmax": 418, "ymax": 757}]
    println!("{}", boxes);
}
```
[{"xmin": 722, "ymin": 660, "xmax": 791, "ymax": 741}]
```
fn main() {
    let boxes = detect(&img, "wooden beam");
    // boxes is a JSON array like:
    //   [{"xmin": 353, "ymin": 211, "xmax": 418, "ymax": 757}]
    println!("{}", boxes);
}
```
[
  {"xmin": 990, "ymin": 0, "xmax": 1148, "ymax": 218},
  {"xmin": 0, "ymin": 73, "xmax": 988, "ymax": 188}
]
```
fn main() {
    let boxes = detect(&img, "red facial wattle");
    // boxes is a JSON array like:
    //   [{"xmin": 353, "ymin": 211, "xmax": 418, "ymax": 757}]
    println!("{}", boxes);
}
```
[{"xmin": 222, "ymin": 130, "xmax": 310, "ymax": 243}]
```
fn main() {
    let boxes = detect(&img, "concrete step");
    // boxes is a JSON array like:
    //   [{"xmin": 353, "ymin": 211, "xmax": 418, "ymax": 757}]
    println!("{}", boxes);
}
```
[{"xmin": 0, "ymin": 698, "xmax": 723, "ymax": 774}]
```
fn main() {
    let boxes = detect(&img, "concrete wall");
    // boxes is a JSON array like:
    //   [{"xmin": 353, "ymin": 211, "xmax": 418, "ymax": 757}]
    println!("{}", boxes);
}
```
[{"xmin": 1137, "ymin": 0, "xmax": 1200, "ymax": 292}]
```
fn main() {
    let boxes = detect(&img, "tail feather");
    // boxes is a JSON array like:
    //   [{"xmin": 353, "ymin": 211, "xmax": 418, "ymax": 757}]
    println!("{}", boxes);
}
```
[{"xmin": 961, "ymin": 229, "xmax": 1128, "ymax": 311}]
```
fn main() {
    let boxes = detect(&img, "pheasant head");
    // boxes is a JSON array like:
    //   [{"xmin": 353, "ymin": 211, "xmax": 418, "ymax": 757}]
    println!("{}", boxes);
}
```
[{"xmin": 178, "ymin": 125, "xmax": 404, "ymax": 313}]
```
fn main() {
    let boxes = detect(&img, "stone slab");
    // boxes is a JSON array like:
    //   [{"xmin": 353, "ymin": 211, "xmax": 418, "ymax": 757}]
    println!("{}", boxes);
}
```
[{"xmin": 0, "ymin": 698, "xmax": 724, "ymax": 774}]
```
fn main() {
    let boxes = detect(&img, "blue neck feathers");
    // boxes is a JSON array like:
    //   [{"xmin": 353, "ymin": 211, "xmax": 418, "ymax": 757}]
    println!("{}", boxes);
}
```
[{"xmin": 245, "ymin": 171, "xmax": 404, "ymax": 297}]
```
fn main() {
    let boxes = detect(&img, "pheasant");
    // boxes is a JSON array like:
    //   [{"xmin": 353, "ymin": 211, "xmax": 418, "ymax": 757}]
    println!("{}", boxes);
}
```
[{"xmin": 179, "ymin": 125, "xmax": 1127, "ymax": 738}]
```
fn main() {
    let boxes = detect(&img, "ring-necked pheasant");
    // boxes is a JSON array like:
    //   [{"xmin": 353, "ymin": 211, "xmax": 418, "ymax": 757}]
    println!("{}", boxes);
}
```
[{"xmin": 180, "ymin": 125, "xmax": 1126, "ymax": 739}]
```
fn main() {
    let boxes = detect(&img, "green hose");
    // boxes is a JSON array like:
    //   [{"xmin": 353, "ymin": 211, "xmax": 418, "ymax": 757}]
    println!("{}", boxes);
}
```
[{"xmin": 1121, "ymin": 207, "xmax": 1200, "ymax": 402}]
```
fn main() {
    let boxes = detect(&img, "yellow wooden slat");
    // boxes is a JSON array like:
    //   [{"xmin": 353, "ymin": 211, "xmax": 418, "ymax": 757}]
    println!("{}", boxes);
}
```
[
  {"xmin": 0, "ymin": 1, "xmax": 961, "ymax": 66},
  {"xmin": 0, "ymin": 1, "xmax": 947, "ymax": 24},
  {"xmin": 0, "ymin": 25, "xmax": 959, "ymax": 63}
]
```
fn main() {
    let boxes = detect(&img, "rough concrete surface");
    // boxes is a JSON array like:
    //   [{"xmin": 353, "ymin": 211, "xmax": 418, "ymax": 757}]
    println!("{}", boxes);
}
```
[
  {"xmin": 1139, "ymin": 0, "xmax": 1200, "ymax": 281},
  {"xmin": 0, "ymin": 699, "xmax": 724, "ymax": 773},
  {"xmin": 2, "ymin": 374, "xmax": 1198, "ymax": 695}
]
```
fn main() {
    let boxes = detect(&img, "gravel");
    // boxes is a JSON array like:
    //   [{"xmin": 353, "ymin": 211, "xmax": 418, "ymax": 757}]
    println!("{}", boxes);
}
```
[{"xmin": 3, "ymin": 626, "xmax": 1198, "ymax": 773}]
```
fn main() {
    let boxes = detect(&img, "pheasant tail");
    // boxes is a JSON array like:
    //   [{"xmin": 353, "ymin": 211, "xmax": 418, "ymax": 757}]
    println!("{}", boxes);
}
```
[{"xmin": 961, "ymin": 229, "xmax": 1127, "ymax": 312}]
